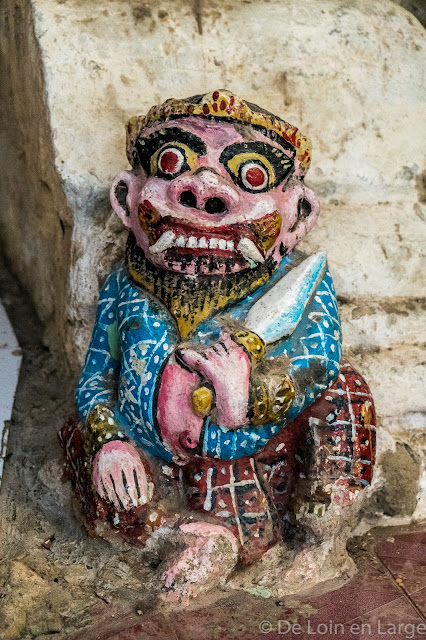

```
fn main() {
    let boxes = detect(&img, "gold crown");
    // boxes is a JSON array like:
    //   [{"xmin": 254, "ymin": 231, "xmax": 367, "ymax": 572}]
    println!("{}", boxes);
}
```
[{"xmin": 126, "ymin": 89, "xmax": 311, "ymax": 174}]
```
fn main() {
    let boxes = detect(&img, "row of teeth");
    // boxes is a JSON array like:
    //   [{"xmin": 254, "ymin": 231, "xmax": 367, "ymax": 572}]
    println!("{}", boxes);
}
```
[
  {"xmin": 175, "ymin": 235, "xmax": 234, "ymax": 250},
  {"xmin": 149, "ymin": 231, "xmax": 264, "ymax": 264}
]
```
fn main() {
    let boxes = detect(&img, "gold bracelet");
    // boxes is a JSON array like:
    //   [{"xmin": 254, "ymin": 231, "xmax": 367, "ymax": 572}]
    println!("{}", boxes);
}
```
[
  {"xmin": 232, "ymin": 329, "xmax": 265, "ymax": 360},
  {"xmin": 83, "ymin": 404, "xmax": 126, "ymax": 459},
  {"xmin": 250, "ymin": 374, "xmax": 295, "ymax": 425}
]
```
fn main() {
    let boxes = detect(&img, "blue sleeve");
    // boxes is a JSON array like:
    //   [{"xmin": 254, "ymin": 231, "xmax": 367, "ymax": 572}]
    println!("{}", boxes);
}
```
[
  {"xmin": 202, "ymin": 266, "xmax": 342, "ymax": 459},
  {"xmin": 75, "ymin": 267, "xmax": 123, "ymax": 422},
  {"xmin": 271, "ymin": 266, "xmax": 342, "ymax": 414}
]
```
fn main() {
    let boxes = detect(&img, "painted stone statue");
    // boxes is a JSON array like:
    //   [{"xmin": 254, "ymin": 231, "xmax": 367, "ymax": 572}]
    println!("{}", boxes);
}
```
[{"xmin": 60, "ymin": 90, "xmax": 376, "ymax": 596}]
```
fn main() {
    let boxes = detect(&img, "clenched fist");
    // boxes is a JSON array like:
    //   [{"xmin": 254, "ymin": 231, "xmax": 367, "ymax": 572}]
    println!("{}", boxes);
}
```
[{"xmin": 178, "ymin": 332, "xmax": 251, "ymax": 428}]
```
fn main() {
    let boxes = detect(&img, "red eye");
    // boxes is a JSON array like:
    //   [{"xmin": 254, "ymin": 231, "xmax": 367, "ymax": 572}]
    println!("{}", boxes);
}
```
[
  {"xmin": 241, "ymin": 162, "xmax": 269, "ymax": 190},
  {"xmin": 158, "ymin": 147, "xmax": 184, "ymax": 175}
]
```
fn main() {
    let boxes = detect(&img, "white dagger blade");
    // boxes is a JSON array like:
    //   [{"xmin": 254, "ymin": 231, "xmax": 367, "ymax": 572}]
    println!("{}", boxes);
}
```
[{"xmin": 244, "ymin": 252, "xmax": 327, "ymax": 344}]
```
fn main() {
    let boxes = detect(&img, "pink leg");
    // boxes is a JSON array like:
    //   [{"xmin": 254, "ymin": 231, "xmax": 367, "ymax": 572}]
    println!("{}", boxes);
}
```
[{"xmin": 161, "ymin": 522, "xmax": 239, "ymax": 604}]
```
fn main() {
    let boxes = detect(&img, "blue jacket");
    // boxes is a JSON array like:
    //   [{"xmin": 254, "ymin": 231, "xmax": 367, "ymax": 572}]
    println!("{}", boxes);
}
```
[{"xmin": 76, "ymin": 252, "xmax": 342, "ymax": 461}]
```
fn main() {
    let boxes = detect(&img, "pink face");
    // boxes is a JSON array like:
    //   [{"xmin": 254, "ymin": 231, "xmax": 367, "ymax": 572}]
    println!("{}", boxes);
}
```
[{"xmin": 111, "ymin": 118, "xmax": 319, "ymax": 275}]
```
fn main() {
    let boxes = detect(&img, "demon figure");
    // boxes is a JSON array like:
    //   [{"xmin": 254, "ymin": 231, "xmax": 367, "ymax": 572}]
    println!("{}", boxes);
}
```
[{"xmin": 61, "ymin": 90, "xmax": 376, "ymax": 597}]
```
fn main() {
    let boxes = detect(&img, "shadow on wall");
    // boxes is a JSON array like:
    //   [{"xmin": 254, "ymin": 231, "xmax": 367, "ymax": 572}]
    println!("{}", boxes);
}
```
[{"xmin": 393, "ymin": 0, "xmax": 426, "ymax": 26}]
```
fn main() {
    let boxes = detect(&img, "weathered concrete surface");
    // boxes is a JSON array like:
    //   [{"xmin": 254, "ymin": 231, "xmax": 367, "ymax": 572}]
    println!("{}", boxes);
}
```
[
  {"xmin": 304, "ymin": 202, "xmax": 426, "ymax": 299},
  {"xmin": 0, "ymin": 0, "xmax": 425, "ymax": 627}
]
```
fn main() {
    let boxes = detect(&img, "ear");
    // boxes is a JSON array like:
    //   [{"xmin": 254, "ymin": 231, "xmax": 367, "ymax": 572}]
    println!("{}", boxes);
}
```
[
  {"xmin": 110, "ymin": 171, "xmax": 140, "ymax": 228},
  {"xmin": 287, "ymin": 183, "xmax": 320, "ymax": 247},
  {"xmin": 296, "ymin": 184, "xmax": 320, "ymax": 230}
]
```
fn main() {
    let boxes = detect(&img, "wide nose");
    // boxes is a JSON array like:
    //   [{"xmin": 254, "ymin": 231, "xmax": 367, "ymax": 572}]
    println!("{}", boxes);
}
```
[{"xmin": 169, "ymin": 168, "xmax": 239, "ymax": 214}]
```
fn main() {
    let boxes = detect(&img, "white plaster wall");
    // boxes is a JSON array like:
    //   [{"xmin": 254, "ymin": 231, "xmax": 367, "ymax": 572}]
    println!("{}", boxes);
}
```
[
  {"xmin": 26, "ymin": 0, "xmax": 425, "ymax": 360},
  {"xmin": 35, "ymin": 0, "xmax": 424, "ymax": 206}
]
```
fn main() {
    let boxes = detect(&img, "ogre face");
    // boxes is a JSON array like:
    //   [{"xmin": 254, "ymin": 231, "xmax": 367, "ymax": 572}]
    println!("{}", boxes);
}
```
[{"xmin": 111, "ymin": 117, "xmax": 319, "ymax": 276}]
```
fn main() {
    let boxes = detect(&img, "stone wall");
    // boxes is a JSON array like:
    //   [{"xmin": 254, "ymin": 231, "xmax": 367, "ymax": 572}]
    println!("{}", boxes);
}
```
[
  {"xmin": 0, "ymin": 0, "xmax": 425, "ymax": 524},
  {"xmin": 0, "ymin": 0, "xmax": 74, "ymax": 361}
]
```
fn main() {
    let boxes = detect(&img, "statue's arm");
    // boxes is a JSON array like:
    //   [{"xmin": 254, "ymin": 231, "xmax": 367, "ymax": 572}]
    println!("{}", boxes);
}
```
[
  {"xmin": 75, "ymin": 268, "xmax": 128, "ymax": 458},
  {"xmin": 275, "ymin": 265, "xmax": 343, "ymax": 417},
  {"xmin": 201, "ymin": 266, "xmax": 343, "ymax": 460}
]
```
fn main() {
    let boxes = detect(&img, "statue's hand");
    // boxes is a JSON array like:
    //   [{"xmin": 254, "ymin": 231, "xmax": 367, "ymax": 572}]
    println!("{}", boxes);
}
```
[
  {"xmin": 178, "ymin": 332, "xmax": 251, "ymax": 428},
  {"xmin": 92, "ymin": 440, "xmax": 151, "ymax": 511}
]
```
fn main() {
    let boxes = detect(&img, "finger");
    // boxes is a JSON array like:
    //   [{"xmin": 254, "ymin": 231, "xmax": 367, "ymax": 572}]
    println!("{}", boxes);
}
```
[
  {"xmin": 221, "ymin": 332, "xmax": 241, "ymax": 353},
  {"xmin": 92, "ymin": 464, "xmax": 104, "ymax": 498},
  {"xmin": 208, "ymin": 343, "xmax": 225, "ymax": 357},
  {"xmin": 217, "ymin": 339, "xmax": 229, "ymax": 353},
  {"xmin": 192, "ymin": 353, "xmax": 220, "ymax": 381},
  {"xmin": 219, "ymin": 331, "xmax": 234, "ymax": 348},
  {"xmin": 178, "ymin": 348, "xmax": 210, "ymax": 376},
  {"xmin": 101, "ymin": 472, "xmax": 123, "ymax": 510},
  {"xmin": 121, "ymin": 460, "xmax": 142, "ymax": 507},
  {"xmin": 133, "ymin": 459, "xmax": 150, "ymax": 505},
  {"xmin": 96, "ymin": 480, "xmax": 109, "ymax": 500},
  {"xmin": 93, "ymin": 463, "xmax": 115, "ymax": 504},
  {"xmin": 119, "ymin": 461, "xmax": 137, "ymax": 507},
  {"xmin": 115, "ymin": 469, "xmax": 133, "ymax": 509},
  {"xmin": 94, "ymin": 476, "xmax": 107, "ymax": 502}
]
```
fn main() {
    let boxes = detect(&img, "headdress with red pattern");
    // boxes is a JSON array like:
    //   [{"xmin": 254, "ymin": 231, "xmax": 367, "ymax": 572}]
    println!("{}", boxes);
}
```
[{"xmin": 126, "ymin": 90, "xmax": 312, "ymax": 175}]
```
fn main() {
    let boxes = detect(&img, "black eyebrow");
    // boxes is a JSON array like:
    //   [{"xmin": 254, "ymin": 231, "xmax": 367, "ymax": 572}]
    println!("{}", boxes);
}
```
[
  {"xmin": 219, "ymin": 141, "xmax": 294, "ymax": 185},
  {"xmin": 136, "ymin": 127, "xmax": 207, "ymax": 174}
]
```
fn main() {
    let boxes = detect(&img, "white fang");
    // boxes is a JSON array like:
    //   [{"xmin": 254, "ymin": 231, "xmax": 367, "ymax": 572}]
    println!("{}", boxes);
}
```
[
  {"xmin": 149, "ymin": 231, "xmax": 176, "ymax": 254},
  {"xmin": 237, "ymin": 238, "xmax": 265, "ymax": 264}
]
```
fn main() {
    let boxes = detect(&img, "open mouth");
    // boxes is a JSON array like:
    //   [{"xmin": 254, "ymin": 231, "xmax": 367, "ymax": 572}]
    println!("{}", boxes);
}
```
[{"xmin": 148, "ymin": 218, "xmax": 265, "ymax": 266}]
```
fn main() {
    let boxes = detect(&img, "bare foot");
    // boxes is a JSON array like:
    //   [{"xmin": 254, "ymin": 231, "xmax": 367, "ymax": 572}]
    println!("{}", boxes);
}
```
[{"xmin": 161, "ymin": 522, "xmax": 239, "ymax": 604}]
